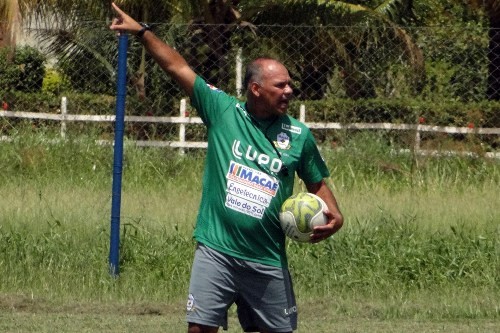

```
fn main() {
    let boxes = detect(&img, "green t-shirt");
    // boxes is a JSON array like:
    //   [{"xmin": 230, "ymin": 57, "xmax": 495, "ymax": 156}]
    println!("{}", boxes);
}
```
[{"xmin": 191, "ymin": 76, "xmax": 329, "ymax": 267}]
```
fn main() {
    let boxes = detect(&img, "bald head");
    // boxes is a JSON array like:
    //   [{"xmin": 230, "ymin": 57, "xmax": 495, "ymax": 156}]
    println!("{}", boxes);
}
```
[
  {"xmin": 243, "ymin": 58, "xmax": 293, "ymax": 118},
  {"xmin": 243, "ymin": 58, "xmax": 286, "ymax": 90}
]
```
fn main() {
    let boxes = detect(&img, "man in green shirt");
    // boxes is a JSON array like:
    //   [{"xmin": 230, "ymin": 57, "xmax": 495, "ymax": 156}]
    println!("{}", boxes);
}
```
[{"xmin": 110, "ymin": 3, "xmax": 343, "ymax": 333}]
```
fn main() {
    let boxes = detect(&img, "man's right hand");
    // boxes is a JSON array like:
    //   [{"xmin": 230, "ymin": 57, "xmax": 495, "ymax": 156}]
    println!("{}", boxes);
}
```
[
  {"xmin": 109, "ymin": 2, "xmax": 142, "ymax": 35},
  {"xmin": 108, "ymin": 2, "xmax": 197, "ymax": 97}
]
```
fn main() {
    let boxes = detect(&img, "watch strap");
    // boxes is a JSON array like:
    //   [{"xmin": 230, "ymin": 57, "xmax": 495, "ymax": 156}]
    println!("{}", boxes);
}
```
[{"xmin": 136, "ymin": 23, "xmax": 151, "ymax": 38}]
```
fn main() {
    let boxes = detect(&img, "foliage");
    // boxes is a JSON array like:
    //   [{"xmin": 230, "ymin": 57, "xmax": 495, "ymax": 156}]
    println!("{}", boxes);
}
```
[
  {"xmin": 41, "ymin": 24, "xmax": 117, "ymax": 95},
  {"xmin": 0, "ymin": 45, "xmax": 46, "ymax": 92},
  {"xmin": 0, "ymin": 90, "xmax": 114, "ymax": 114},
  {"xmin": 412, "ymin": 0, "xmax": 485, "ymax": 25},
  {"xmin": 4, "ymin": 89, "xmax": 500, "ymax": 129},
  {"xmin": 1, "ymin": 90, "xmax": 498, "ymax": 152},
  {"xmin": 2, "ymin": 1, "xmax": 493, "ymax": 104},
  {"xmin": 5, "ymin": 1, "xmax": 424, "ymax": 101},
  {"xmin": 293, "ymin": 98, "xmax": 500, "ymax": 127},
  {"xmin": 42, "ymin": 68, "xmax": 72, "ymax": 94},
  {"xmin": 414, "ymin": 22, "xmax": 488, "ymax": 100}
]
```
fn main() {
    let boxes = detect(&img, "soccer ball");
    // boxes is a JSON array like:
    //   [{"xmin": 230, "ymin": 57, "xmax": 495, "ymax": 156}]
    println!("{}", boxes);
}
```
[{"xmin": 279, "ymin": 192, "xmax": 328, "ymax": 242}]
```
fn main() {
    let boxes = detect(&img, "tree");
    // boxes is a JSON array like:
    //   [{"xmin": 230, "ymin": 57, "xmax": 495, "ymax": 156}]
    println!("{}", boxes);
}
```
[
  {"xmin": 8, "ymin": 0, "xmax": 424, "ymax": 101},
  {"xmin": 26, "ymin": 1, "xmax": 184, "ymax": 97},
  {"xmin": 414, "ymin": 0, "xmax": 500, "ymax": 101},
  {"xmin": 471, "ymin": 0, "xmax": 500, "ymax": 100},
  {"xmin": 0, "ymin": 1, "xmax": 192, "ymax": 97},
  {"xmin": 0, "ymin": 0, "xmax": 20, "ymax": 52},
  {"xmin": 155, "ymin": 0, "xmax": 424, "ymax": 100},
  {"xmin": 239, "ymin": 0, "xmax": 424, "ymax": 99}
]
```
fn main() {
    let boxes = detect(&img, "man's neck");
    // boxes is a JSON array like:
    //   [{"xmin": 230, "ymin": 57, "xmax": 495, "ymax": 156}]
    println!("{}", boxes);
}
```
[{"xmin": 245, "ymin": 102, "xmax": 275, "ymax": 121}]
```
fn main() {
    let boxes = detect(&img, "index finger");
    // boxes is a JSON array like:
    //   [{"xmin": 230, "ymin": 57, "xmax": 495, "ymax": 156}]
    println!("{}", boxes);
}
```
[{"xmin": 111, "ymin": 2, "xmax": 124, "ymax": 16}]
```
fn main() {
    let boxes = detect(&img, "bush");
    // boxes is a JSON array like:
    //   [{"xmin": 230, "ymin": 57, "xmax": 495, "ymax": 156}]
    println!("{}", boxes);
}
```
[
  {"xmin": 294, "ymin": 98, "xmax": 500, "ymax": 128},
  {"xmin": 0, "ymin": 46, "xmax": 46, "ymax": 92},
  {"xmin": 42, "ymin": 69, "xmax": 72, "ymax": 94}
]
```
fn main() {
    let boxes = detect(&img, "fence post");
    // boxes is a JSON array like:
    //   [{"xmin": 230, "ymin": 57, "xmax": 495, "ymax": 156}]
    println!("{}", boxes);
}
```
[
  {"xmin": 300, "ymin": 104, "xmax": 306, "ymax": 123},
  {"xmin": 61, "ymin": 96, "xmax": 67, "ymax": 139},
  {"xmin": 179, "ymin": 98, "xmax": 186, "ymax": 155},
  {"xmin": 236, "ymin": 48, "xmax": 243, "ymax": 97},
  {"xmin": 415, "ymin": 125, "xmax": 421, "ymax": 152}
]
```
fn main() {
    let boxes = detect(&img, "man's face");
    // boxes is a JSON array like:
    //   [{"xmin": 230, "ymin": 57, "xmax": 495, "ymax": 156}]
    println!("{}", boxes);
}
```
[{"xmin": 254, "ymin": 61, "xmax": 293, "ymax": 117}]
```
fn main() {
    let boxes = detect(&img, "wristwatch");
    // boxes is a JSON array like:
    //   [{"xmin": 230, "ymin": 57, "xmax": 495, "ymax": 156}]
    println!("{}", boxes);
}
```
[{"xmin": 136, "ymin": 22, "xmax": 151, "ymax": 38}]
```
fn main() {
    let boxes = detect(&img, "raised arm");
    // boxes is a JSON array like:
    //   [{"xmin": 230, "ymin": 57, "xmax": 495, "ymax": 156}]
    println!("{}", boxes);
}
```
[{"xmin": 109, "ymin": 2, "xmax": 197, "ymax": 97}]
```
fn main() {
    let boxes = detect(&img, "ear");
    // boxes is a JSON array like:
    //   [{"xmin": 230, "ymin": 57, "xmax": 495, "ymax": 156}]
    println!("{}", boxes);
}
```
[{"xmin": 250, "ymin": 82, "xmax": 261, "ymax": 97}]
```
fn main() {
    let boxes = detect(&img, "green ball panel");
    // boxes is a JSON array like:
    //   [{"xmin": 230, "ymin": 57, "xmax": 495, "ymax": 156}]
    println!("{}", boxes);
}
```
[{"xmin": 280, "ymin": 192, "xmax": 323, "ymax": 233}]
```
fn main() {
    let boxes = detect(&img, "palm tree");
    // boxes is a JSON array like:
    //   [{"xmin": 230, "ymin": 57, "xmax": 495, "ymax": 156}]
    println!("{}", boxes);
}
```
[
  {"xmin": 0, "ymin": 0, "xmax": 20, "ymax": 51},
  {"xmin": 1, "ymin": 1, "xmax": 191, "ymax": 97},
  {"xmin": 29, "ymin": 1, "xmax": 180, "ymax": 97},
  {"xmin": 6, "ymin": 0, "xmax": 423, "ymax": 102}
]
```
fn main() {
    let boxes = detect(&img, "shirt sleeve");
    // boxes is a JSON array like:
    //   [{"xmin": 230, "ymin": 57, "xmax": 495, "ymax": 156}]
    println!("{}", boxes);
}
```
[
  {"xmin": 296, "ymin": 129, "xmax": 330, "ymax": 184},
  {"xmin": 190, "ymin": 76, "xmax": 236, "ymax": 128}
]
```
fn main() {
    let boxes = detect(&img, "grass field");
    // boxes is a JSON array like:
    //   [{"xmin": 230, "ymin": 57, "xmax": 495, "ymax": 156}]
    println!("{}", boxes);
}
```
[{"xmin": 0, "ymin": 133, "xmax": 499, "ymax": 332}]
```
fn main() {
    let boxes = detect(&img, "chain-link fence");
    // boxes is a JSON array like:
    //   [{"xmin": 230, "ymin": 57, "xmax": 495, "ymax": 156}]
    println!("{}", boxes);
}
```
[{"xmin": 1, "ymin": 22, "xmax": 499, "ymax": 155}]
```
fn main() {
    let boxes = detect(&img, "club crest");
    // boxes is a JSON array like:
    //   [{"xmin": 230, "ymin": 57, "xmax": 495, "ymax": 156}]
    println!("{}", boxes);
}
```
[{"xmin": 274, "ymin": 132, "xmax": 291, "ymax": 150}]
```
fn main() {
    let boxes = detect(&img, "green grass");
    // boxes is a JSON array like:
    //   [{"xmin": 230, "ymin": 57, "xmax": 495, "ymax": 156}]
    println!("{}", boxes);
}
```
[{"xmin": 0, "ymin": 132, "xmax": 499, "ymax": 332}]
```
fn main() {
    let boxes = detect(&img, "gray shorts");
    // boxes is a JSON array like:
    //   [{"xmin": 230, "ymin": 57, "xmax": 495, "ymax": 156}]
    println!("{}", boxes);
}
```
[{"xmin": 186, "ymin": 243, "xmax": 297, "ymax": 332}]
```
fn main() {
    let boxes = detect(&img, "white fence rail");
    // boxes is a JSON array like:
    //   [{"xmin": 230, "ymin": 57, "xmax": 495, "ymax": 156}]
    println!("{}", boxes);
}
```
[{"xmin": 1, "ymin": 98, "xmax": 499, "ymax": 158}]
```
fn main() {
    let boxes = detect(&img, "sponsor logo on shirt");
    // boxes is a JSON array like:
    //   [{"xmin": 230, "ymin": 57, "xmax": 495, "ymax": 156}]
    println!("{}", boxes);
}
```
[
  {"xmin": 232, "ymin": 140, "xmax": 283, "ymax": 173},
  {"xmin": 227, "ymin": 162, "xmax": 279, "ymax": 195},
  {"xmin": 225, "ymin": 161, "xmax": 279, "ymax": 218},
  {"xmin": 282, "ymin": 123, "xmax": 302, "ymax": 134}
]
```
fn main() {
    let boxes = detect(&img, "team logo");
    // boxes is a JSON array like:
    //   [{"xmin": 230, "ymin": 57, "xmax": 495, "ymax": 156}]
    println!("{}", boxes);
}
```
[
  {"xmin": 186, "ymin": 293, "xmax": 195, "ymax": 312},
  {"xmin": 206, "ymin": 83, "xmax": 222, "ymax": 92},
  {"xmin": 274, "ymin": 132, "xmax": 291, "ymax": 150}
]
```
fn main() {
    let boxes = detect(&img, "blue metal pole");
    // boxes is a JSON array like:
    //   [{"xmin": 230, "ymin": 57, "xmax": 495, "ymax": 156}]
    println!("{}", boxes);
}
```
[{"xmin": 109, "ymin": 33, "xmax": 128, "ymax": 276}]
